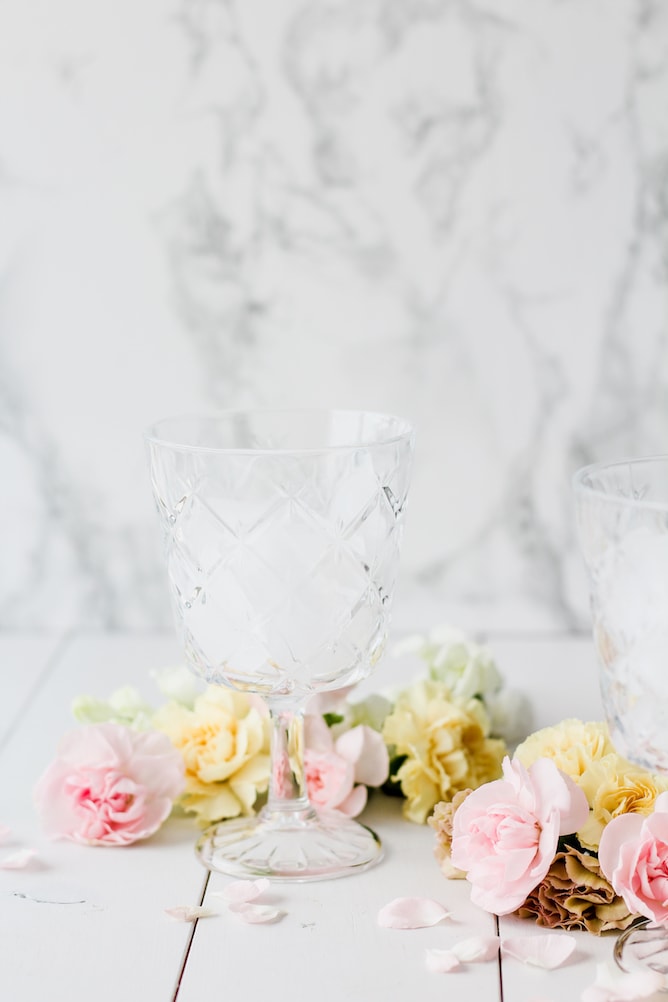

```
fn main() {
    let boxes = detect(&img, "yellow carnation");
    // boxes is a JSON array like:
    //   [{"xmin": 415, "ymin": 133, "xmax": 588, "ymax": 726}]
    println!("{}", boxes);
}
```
[
  {"xmin": 382, "ymin": 679, "xmax": 506, "ymax": 824},
  {"xmin": 576, "ymin": 753, "xmax": 668, "ymax": 851},
  {"xmin": 514, "ymin": 719, "xmax": 614, "ymax": 783},
  {"xmin": 153, "ymin": 687, "xmax": 270, "ymax": 824}
]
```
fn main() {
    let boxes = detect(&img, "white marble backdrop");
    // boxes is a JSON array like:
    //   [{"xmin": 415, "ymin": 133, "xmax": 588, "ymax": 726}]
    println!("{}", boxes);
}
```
[{"xmin": 1, "ymin": 0, "xmax": 667, "ymax": 632}]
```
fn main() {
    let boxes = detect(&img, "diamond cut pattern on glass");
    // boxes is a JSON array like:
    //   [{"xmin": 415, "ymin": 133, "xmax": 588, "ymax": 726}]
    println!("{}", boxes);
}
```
[{"xmin": 150, "ymin": 433, "xmax": 412, "ymax": 695}]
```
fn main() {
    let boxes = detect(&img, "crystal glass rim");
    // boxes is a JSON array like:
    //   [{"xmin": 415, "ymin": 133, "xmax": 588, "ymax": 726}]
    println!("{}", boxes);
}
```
[
  {"xmin": 572, "ymin": 454, "xmax": 668, "ymax": 513},
  {"xmin": 144, "ymin": 408, "xmax": 415, "ymax": 456}
]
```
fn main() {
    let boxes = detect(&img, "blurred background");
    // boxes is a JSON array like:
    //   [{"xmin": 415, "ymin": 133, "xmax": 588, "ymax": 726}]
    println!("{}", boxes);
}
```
[{"xmin": 1, "ymin": 0, "xmax": 666, "ymax": 634}]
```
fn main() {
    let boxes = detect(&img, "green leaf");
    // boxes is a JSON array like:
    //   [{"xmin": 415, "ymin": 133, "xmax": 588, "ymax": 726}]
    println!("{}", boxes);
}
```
[{"xmin": 382, "ymin": 755, "xmax": 408, "ymax": 797}]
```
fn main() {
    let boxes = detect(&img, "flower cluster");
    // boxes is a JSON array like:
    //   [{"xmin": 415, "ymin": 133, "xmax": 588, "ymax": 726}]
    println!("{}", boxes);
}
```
[
  {"xmin": 431, "ymin": 718, "xmax": 668, "ymax": 933},
  {"xmin": 383, "ymin": 626, "xmax": 528, "ymax": 823},
  {"xmin": 35, "ymin": 665, "xmax": 392, "ymax": 846},
  {"xmin": 32, "ymin": 625, "xmax": 528, "ymax": 847}
]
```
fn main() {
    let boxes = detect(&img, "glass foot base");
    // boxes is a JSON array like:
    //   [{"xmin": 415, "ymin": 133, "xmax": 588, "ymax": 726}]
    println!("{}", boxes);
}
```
[
  {"xmin": 194, "ymin": 809, "xmax": 383, "ymax": 882},
  {"xmin": 615, "ymin": 917, "xmax": 668, "ymax": 980}
]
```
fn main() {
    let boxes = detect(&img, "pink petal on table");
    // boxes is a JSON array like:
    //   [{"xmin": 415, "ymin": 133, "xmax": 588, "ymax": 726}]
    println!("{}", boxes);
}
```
[
  {"xmin": 377, "ymin": 897, "xmax": 450, "ymax": 929},
  {"xmin": 451, "ymin": 936, "xmax": 500, "ymax": 963},
  {"xmin": 503, "ymin": 934, "xmax": 576, "ymax": 969},
  {"xmin": 0, "ymin": 849, "xmax": 37, "ymax": 870},
  {"xmin": 218, "ymin": 878, "xmax": 270, "ymax": 903},
  {"xmin": 228, "ymin": 902, "xmax": 284, "ymax": 924},
  {"xmin": 425, "ymin": 949, "xmax": 462, "ymax": 973},
  {"xmin": 164, "ymin": 905, "xmax": 217, "ymax": 922},
  {"xmin": 581, "ymin": 962, "xmax": 666, "ymax": 1002}
]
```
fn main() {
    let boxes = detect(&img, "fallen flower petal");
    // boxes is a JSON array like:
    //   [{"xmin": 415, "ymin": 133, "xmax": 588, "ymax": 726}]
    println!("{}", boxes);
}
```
[
  {"xmin": 451, "ymin": 936, "xmax": 500, "ymax": 963},
  {"xmin": 218, "ymin": 878, "xmax": 270, "ymax": 903},
  {"xmin": 581, "ymin": 962, "xmax": 666, "ymax": 1002},
  {"xmin": 503, "ymin": 934, "xmax": 576, "ymax": 969},
  {"xmin": 377, "ymin": 897, "xmax": 450, "ymax": 929},
  {"xmin": 164, "ymin": 905, "xmax": 217, "ymax": 922},
  {"xmin": 425, "ymin": 949, "xmax": 461, "ymax": 973},
  {"xmin": 228, "ymin": 902, "xmax": 284, "ymax": 924},
  {"xmin": 0, "ymin": 849, "xmax": 37, "ymax": 870}
]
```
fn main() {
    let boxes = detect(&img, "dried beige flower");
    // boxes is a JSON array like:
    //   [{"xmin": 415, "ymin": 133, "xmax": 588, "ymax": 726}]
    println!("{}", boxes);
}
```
[
  {"xmin": 429, "ymin": 790, "xmax": 472, "ymax": 877},
  {"xmin": 515, "ymin": 841, "xmax": 634, "ymax": 935}
]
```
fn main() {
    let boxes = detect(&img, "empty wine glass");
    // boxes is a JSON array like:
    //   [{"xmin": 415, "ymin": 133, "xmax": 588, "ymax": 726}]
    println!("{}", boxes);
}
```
[
  {"xmin": 574, "ymin": 456, "xmax": 668, "ymax": 972},
  {"xmin": 145, "ymin": 410, "xmax": 414, "ymax": 881}
]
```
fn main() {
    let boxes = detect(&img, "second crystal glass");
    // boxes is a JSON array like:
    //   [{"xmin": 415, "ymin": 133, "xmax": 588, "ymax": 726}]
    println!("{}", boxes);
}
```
[
  {"xmin": 574, "ymin": 456, "xmax": 668, "ymax": 973},
  {"xmin": 145, "ymin": 410, "xmax": 414, "ymax": 880}
]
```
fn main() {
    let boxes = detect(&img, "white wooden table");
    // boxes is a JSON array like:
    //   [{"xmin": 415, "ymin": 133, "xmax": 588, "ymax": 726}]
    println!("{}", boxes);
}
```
[{"xmin": 0, "ymin": 630, "xmax": 657, "ymax": 1001}]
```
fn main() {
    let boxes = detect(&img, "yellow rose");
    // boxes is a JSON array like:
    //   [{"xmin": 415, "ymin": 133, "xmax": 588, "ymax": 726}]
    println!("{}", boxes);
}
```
[
  {"xmin": 382, "ymin": 679, "xmax": 506, "ymax": 824},
  {"xmin": 153, "ymin": 687, "xmax": 270, "ymax": 824},
  {"xmin": 515, "ymin": 719, "xmax": 614, "ymax": 782},
  {"xmin": 576, "ymin": 753, "xmax": 668, "ymax": 851}
]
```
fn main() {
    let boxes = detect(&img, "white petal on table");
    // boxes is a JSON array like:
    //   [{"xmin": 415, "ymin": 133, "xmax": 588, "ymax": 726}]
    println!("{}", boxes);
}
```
[
  {"xmin": 580, "ymin": 962, "xmax": 666, "ymax": 1002},
  {"xmin": 0, "ymin": 849, "xmax": 37, "ymax": 870},
  {"xmin": 214, "ymin": 878, "xmax": 271, "ymax": 903},
  {"xmin": 164, "ymin": 905, "xmax": 217, "ymax": 922},
  {"xmin": 450, "ymin": 936, "xmax": 501, "ymax": 963},
  {"xmin": 228, "ymin": 902, "xmax": 284, "ymax": 925},
  {"xmin": 425, "ymin": 949, "xmax": 462, "ymax": 973},
  {"xmin": 503, "ymin": 933, "xmax": 576, "ymax": 969},
  {"xmin": 377, "ymin": 897, "xmax": 450, "ymax": 929},
  {"xmin": 426, "ymin": 936, "xmax": 501, "ymax": 974}
]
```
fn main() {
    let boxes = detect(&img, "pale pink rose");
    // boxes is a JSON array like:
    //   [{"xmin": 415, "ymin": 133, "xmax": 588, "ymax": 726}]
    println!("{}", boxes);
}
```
[
  {"xmin": 34, "ymin": 723, "xmax": 185, "ymax": 846},
  {"xmin": 336, "ymin": 784, "xmax": 368, "ymax": 817},
  {"xmin": 451, "ymin": 756, "xmax": 589, "ymax": 915},
  {"xmin": 599, "ymin": 790, "xmax": 668, "ymax": 924},
  {"xmin": 304, "ymin": 748, "xmax": 356, "ymax": 810},
  {"xmin": 304, "ymin": 713, "xmax": 336, "ymax": 753},
  {"xmin": 303, "ymin": 715, "xmax": 389, "ymax": 817},
  {"xmin": 335, "ymin": 726, "xmax": 389, "ymax": 788}
]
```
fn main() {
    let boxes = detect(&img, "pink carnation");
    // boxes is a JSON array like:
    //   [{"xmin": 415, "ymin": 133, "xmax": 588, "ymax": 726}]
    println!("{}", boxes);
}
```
[
  {"xmin": 303, "ymin": 715, "xmax": 389, "ymax": 817},
  {"xmin": 34, "ymin": 723, "xmax": 185, "ymax": 846},
  {"xmin": 450, "ymin": 756, "xmax": 589, "ymax": 915},
  {"xmin": 304, "ymin": 750, "xmax": 356, "ymax": 812},
  {"xmin": 599, "ymin": 790, "xmax": 668, "ymax": 924}
]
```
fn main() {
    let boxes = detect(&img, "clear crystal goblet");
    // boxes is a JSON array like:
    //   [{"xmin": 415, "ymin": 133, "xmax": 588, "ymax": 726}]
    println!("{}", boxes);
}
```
[
  {"xmin": 574, "ymin": 456, "xmax": 668, "ymax": 974},
  {"xmin": 145, "ymin": 410, "xmax": 414, "ymax": 881}
]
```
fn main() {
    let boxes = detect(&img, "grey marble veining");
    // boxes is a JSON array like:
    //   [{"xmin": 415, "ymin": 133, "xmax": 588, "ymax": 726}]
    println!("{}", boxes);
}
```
[{"xmin": 0, "ymin": 0, "xmax": 667, "ymax": 632}]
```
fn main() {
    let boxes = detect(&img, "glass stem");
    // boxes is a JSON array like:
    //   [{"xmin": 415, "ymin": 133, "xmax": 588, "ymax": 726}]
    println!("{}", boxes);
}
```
[{"xmin": 264, "ymin": 702, "xmax": 316, "ymax": 824}]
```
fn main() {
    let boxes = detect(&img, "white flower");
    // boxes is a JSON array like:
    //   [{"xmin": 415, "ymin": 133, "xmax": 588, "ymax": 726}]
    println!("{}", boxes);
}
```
[
  {"xmin": 150, "ymin": 665, "xmax": 203, "ymax": 707},
  {"xmin": 487, "ymin": 688, "xmax": 532, "ymax": 745},
  {"xmin": 394, "ymin": 625, "xmax": 503, "ymax": 702},
  {"xmin": 72, "ymin": 687, "xmax": 154, "ymax": 729}
]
